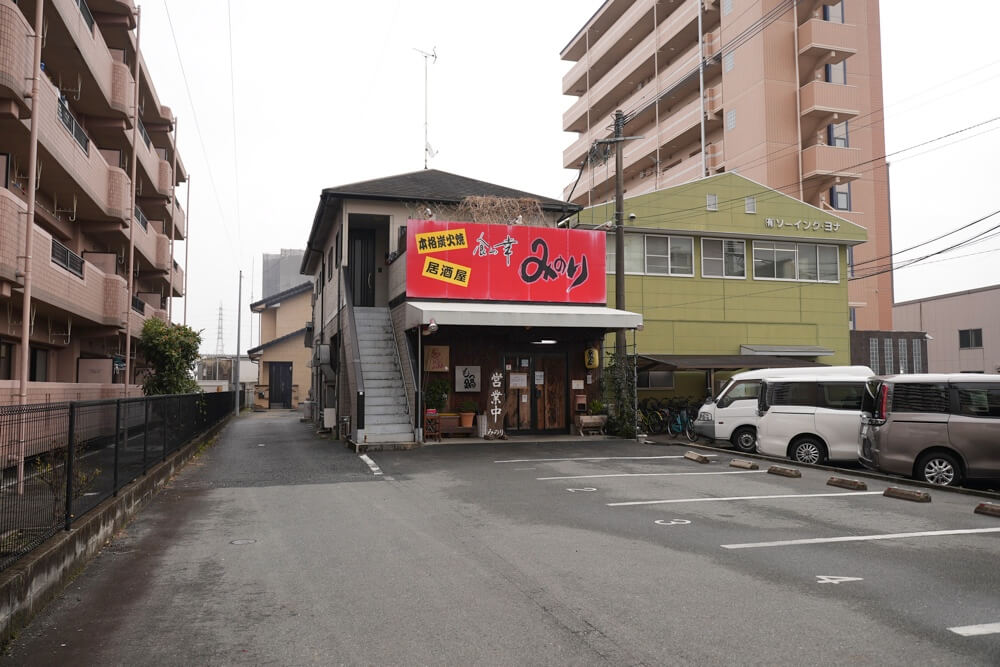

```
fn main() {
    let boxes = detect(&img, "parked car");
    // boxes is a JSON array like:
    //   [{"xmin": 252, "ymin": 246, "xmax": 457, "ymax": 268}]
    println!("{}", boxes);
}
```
[
  {"xmin": 755, "ymin": 374, "xmax": 871, "ymax": 464},
  {"xmin": 693, "ymin": 366, "xmax": 872, "ymax": 453},
  {"xmin": 859, "ymin": 374, "xmax": 1000, "ymax": 486}
]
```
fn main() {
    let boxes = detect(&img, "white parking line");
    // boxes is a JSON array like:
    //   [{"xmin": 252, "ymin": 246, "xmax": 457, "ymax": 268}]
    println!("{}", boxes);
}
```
[
  {"xmin": 540, "ymin": 470, "xmax": 767, "ymax": 481},
  {"xmin": 948, "ymin": 622, "xmax": 1000, "ymax": 637},
  {"xmin": 722, "ymin": 527, "xmax": 1000, "ymax": 550},
  {"xmin": 495, "ymin": 455, "xmax": 717, "ymax": 464},
  {"xmin": 608, "ymin": 490, "xmax": 882, "ymax": 507},
  {"xmin": 359, "ymin": 454, "xmax": 383, "ymax": 476}
]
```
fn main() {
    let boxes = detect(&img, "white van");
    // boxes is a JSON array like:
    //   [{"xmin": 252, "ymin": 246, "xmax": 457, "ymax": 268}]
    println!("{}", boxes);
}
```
[
  {"xmin": 755, "ymin": 373, "xmax": 872, "ymax": 464},
  {"xmin": 693, "ymin": 366, "xmax": 873, "ymax": 453}
]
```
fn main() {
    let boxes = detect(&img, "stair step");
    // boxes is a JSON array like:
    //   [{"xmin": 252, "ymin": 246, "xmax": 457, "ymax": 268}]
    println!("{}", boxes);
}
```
[
  {"xmin": 361, "ymin": 432, "xmax": 415, "ymax": 444},
  {"xmin": 363, "ymin": 422, "xmax": 415, "ymax": 434},
  {"xmin": 365, "ymin": 379, "xmax": 405, "ymax": 389}
]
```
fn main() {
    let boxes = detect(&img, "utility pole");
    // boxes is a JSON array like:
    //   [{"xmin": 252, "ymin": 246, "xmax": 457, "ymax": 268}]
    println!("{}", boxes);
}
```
[
  {"xmin": 234, "ymin": 270, "xmax": 242, "ymax": 415},
  {"xmin": 614, "ymin": 109, "xmax": 626, "ymax": 361}
]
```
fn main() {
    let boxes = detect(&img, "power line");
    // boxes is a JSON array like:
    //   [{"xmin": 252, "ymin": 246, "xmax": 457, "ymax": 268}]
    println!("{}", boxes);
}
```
[
  {"xmin": 226, "ymin": 0, "xmax": 242, "ymax": 254},
  {"xmin": 162, "ymin": 0, "xmax": 239, "ymax": 261}
]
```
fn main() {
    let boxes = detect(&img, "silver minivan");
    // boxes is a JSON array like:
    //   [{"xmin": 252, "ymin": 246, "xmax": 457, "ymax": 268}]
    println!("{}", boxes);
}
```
[{"xmin": 859, "ymin": 374, "xmax": 1000, "ymax": 486}]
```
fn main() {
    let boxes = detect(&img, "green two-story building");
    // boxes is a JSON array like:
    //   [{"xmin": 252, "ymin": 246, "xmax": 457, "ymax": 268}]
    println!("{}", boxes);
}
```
[{"xmin": 571, "ymin": 172, "xmax": 867, "ymax": 400}]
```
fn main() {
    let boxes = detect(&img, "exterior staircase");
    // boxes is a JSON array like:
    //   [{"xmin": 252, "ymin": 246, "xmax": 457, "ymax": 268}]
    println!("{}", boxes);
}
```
[{"xmin": 354, "ymin": 306, "xmax": 414, "ymax": 444}]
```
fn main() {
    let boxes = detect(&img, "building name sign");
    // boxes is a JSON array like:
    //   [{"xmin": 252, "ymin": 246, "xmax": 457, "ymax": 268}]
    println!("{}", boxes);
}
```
[
  {"xmin": 765, "ymin": 218, "xmax": 841, "ymax": 233},
  {"xmin": 406, "ymin": 219, "xmax": 606, "ymax": 304}
]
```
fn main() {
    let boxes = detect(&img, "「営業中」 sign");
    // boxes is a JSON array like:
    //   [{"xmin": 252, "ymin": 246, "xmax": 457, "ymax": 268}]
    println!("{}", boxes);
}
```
[
  {"xmin": 406, "ymin": 220, "xmax": 606, "ymax": 303},
  {"xmin": 485, "ymin": 369, "xmax": 506, "ymax": 440}
]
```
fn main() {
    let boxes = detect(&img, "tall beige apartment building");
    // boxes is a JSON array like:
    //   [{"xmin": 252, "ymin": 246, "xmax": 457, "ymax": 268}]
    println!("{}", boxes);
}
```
[
  {"xmin": 0, "ymin": 0, "xmax": 185, "ymax": 402},
  {"xmin": 561, "ymin": 0, "xmax": 891, "ymax": 329}
]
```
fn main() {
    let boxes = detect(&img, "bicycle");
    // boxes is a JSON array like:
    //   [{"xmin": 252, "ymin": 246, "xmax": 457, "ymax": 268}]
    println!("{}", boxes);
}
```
[
  {"xmin": 662, "ymin": 403, "xmax": 698, "ymax": 442},
  {"xmin": 637, "ymin": 407, "xmax": 665, "ymax": 435}
]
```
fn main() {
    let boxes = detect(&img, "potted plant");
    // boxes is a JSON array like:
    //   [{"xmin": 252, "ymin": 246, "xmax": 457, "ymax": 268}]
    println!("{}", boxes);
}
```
[
  {"xmin": 458, "ymin": 399, "xmax": 478, "ymax": 428},
  {"xmin": 424, "ymin": 378, "xmax": 450, "ymax": 414}
]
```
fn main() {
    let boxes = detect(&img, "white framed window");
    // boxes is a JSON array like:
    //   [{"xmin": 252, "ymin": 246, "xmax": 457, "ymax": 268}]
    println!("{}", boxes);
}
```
[
  {"xmin": 610, "ymin": 234, "xmax": 694, "ymax": 277},
  {"xmin": 898, "ymin": 339, "xmax": 909, "ymax": 374},
  {"xmin": 706, "ymin": 193, "xmax": 718, "ymax": 211},
  {"xmin": 606, "ymin": 233, "xmax": 645, "ymax": 274},
  {"xmin": 745, "ymin": 196, "xmax": 756, "ymax": 214},
  {"xmin": 869, "ymin": 338, "xmax": 879, "ymax": 375},
  {"xmin": 752, "ymin": 241, "xmax": 839, "ymax": 282},
  {"xmin": 884, "ymin": 339, "xmax": 894, "ymax": 374},
  {"xmin": 726, "ymin": 109, "xmax": 736, "ymax": 131},
  {"xmin": 724, "ymin": 52, "xmax": 735, "ymax": 72},
  {"xmin": 702, "ymin": 238, "xmax": 746, "ymax": 279},
  {"xmin": 912, "ymin": 339, "xmax": 922, "ymax": 373}
]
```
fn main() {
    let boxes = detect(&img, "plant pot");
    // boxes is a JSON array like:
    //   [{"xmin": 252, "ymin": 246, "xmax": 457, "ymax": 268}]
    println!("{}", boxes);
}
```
[{"xmin": 459, "ymin": 412, "xmax": 475, "ymax": 428}]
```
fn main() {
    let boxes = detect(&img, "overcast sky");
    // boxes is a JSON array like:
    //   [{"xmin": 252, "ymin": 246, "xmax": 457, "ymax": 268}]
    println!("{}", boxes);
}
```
[{"xmin": 137, "ymin": 1, "xmax": 1000, "ymax": 354}]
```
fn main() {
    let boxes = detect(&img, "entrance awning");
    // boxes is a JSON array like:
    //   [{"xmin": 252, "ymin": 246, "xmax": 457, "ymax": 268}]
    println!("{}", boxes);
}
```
[
  {"xmin": 404, "ymin": 301, "xmax": 642, "ymax": 330},
  {"xmin": 637, "ymin": 354, "xmax": 828, "ymax": 372},
  {"xmin": 740, "ymin": 344, "xmax": 834, "ymax": 357}
]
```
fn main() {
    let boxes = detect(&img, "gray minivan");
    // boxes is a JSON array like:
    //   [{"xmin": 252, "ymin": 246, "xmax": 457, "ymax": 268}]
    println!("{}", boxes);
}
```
[{"xmin": 859, "ymin": 374, "xmax": 1000, "ymax": 486}]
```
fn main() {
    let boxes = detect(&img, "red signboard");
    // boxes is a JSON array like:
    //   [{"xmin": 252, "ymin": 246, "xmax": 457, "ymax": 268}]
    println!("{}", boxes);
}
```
[{"xmin": 405, "ymin": 220, "xmax": 606, "ymax": 304}]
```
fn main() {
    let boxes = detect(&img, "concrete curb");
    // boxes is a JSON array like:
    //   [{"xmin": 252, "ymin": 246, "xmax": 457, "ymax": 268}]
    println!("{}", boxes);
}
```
[
  {"xmin": 884, "ymin": 487, "xmax": 932, "ymax": 503},
  {"xmin": 0, "ymin": 415, "xmax": 233, "ymax": 646},
  {"xmin": 828, "ymin": 477, "xmax": 868, "ymax": 491},
  {"xmin": 768, "ymin": 465, "xmax": 802, "ymax": 478},
  {"xmin": 649, "ymin": 438, "xmax": 1000, "ymax": 501}
]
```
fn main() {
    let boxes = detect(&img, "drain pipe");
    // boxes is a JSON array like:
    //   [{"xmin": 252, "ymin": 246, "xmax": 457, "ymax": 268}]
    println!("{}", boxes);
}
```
[
  {"xmin": 16, "ymin": 0, "xmax": 45, "ymax": 493},
  {"xmin": 124, "ymin": 6, "xmax": 142, "ymax": 398}
]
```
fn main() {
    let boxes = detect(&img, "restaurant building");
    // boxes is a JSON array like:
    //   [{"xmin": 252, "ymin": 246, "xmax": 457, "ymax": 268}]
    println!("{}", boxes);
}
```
[{"xmin": 300, "ymin": 170, "xmax": 641, "ymax": 445}]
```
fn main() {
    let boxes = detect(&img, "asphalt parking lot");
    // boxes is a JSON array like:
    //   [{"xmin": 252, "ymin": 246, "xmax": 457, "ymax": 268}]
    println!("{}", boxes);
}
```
[{"xmin": 368, "ymin": 437, "xmax": 1000, "ymax": 664}]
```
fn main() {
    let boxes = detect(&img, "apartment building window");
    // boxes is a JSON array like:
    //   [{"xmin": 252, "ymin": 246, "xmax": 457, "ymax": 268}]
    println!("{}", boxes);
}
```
[
  {"xmin": 327, "ymin": 247, "xmax": 333, "ymax": 282},
  {"xmin": 869, "ymin": 338, "xmax": 879, "ymax": 374},
  {"xmin": 722, "ymin": 0, "xmax": 733, "ymax": 16},
  {"xmin": 912, "ymin": 339, "xmax": 923, "ymax": 373},
  {"xmin": 959, "ymin": 328, "xmax": 983, "ymax": 349},
  {"xmin": 752, "ymin": 242, "xmax": 839, "ymax": 282},
  {"xmin": 638, "ymin": 371, "xmax": 675, "ymax": 389},
  {"xmin": 0, "ymin": 342, "xmax": 11, "ymax": 380},
  {"xmin": 884, "ymin": 339, "xmax": 893, "ymax": 375},
  {"xmin": 606, "ymin": 233, "xmax": 645, "ymax": 274},
  {"xmin": 29, "ymin": 347, "xmax": 47, "ymax": 382},
  {"xmin": 823, "ymin": 1, "xmax": 845, "ymax": 23},
  {"xmin": 726, "ymin": 110, "xmax": 736, "ymax": 131},
  {"xmin": 846, "ymin": 246, "xmax": 855, "ymax": 277},
  {"xmin": 830, "ymin": 183, "xmax": 851, "ymax": 210},
  {"xmin": 899, "ymin": 339, "xmax": 909, "ymax": 374},
  {"xmin": 724, "ymin": 52, "xmax": 735, "ymax": 73},
  {"xmin": 745, "ymin": 196, "xmax": 756, "ymax": 214},
  {"xmin": 334, "ymin": 231, "xmax": 341, "ymax": 268},
  {"xmin": 706, "ymin": 193, "xmax": 719, "ymax": 211},
  {"xmin": 1, "ymin": 153, "xmax": 8, "ymax": 188},
  {"xmin": 825, "ymin": 61, "xmax": 847, "ymax": 85},
  {"xmin": 828, "ymin": 121, "xmax": 849, "ymax": 147},
  {"xmin": 849, "ymin": 307, "xmax": 856, "ymax": 331},
  {"xmin": 702, "ymin": 239, "xmax": 746, "ymax": 278}
]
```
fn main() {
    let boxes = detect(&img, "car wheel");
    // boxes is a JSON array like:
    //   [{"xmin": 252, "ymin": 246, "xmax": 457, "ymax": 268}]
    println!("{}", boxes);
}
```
[
  {"xmin": 731, "ymin": 427, "xmax": 757, "ymax": 453},
  {"xmin": 917, "ymin": 452, "xmax": 963, "ymax": 487},
  {"xmin": 791, "ymin": 437, "xmax": 826, "ymax": 465}
]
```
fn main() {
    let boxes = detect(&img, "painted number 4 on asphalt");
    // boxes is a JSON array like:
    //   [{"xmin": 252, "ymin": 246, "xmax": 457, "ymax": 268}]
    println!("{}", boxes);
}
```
[{"xmin": 816, "ymin": 576, "xmax": 864, "ymax": 584}]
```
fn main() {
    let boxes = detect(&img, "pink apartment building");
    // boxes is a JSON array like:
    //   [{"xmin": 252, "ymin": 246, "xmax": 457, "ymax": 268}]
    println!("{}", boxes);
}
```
[
  {"xmin": 0, "ymin": 0, "xmax": 186, "ymax": 403},
  {"xmin": 560, "ymin": 0, "xmax": 891, "ymax": 330}
]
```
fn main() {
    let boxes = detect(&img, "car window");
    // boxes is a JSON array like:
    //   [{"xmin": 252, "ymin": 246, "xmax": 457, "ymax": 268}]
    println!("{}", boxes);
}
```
[
  {"xmin": 767, "ymin": 382, "xmax": 816, "ymax": 407},
  {"xmin": 956, "ymin": 385, "xmax": 1000, "ymax": 418},
  {"xmin": 819, "ymin": 382, "xmax": 863, "ymax": 410},
  {"xmin": 891, "ymin": 383, "xmax": 949, "ymax": 413},
  {"xmin": 720, "ymin": 381, "xmax": 759, "ymax": 406}
]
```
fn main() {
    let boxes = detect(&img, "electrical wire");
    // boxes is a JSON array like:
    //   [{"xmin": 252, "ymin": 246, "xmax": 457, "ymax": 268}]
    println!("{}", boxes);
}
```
[{"xmin": 226, "ymin": 0, "xmax": 242, "ymax": 255}]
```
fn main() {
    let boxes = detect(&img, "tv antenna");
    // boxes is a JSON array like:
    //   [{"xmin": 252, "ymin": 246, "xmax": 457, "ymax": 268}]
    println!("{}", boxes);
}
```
[{"xmin": 414, "ymin": 46, "xmax": 437, "ymax": 169}]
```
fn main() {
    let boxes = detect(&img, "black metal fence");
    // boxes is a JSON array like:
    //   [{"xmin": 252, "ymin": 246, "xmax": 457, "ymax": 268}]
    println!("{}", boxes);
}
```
[{"xmin": 0, "ymin": 392, "xmax": 233, "ymax": 573}]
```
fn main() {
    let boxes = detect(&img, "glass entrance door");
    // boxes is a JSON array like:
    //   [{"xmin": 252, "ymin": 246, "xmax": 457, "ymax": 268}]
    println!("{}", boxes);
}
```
[{"xmin": 503, "ymin": 352, "xmax": 567, "ymax": 433}]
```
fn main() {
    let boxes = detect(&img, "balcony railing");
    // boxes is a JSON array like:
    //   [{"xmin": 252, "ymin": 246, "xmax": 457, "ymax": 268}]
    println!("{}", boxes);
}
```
[
  {"xmin": 76, "ymin": 0, "xmax": 95, "ymax": 33},
  {"xmin": 131, "ymin": 295, "xmax": 146, "ymax": 315},
  {"xmin": 134, "ymin": 205, "xmax": 149, "ymax": 231},
  {"xmin": 57, "ymin": 98, "xmax": 90, "ymax": 155},
  {"xmin": 51, "ymin": 239, "xmax": 85, "ymax": 278},
  {"xmin": 137, "ymin": 116, "xmax": 152, "ymax": 150}
]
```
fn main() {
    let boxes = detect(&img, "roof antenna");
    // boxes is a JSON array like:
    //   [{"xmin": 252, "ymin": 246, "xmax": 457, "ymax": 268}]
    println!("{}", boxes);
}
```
[{"xmin": 414, "ymin": 47, "xmax": 437, "ymax": 169}]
